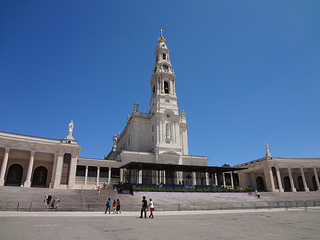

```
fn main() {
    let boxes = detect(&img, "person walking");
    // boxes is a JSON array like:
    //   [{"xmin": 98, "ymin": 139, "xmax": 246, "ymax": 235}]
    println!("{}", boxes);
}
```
[
  {"xmin": 55, "ymin": 197, "xmax": 60, "ymax": 209},
  {"xmin": 105, "ymin": 198, "xmax": 111, "ymax": 214},
  {"xmin": 44, "ymin": 194, "xmax": 48, "ymax": 208},
  {"xmin": 116, "ymin": 199, "xmax": 121, "ymax": 214},
  {"xmin": 140, "ymin": 196, "xmax": 148, "ymax": 218},
  {"xmin": 149, "ymin": 198, "xmax": 154, "ymax": 218},
  {"xmin": 47, "ymin": 193, "xmax": 52, "ymax": 208}
]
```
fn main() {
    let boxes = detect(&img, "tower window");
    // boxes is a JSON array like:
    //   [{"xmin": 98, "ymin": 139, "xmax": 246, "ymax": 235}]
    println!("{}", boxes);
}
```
[
  {"xmin": 153, "ymin": 85, "xmax": 156, "ymax": 95},
  {"xmin": 164, "ymin": 81, "xmax": 169, "ymax": 94},
  {"xmin": 163, "ymin": 54, "xmax": 166, "ymax": 60}
]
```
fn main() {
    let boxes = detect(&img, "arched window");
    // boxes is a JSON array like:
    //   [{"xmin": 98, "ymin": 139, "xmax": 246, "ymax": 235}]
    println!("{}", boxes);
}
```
[
  {"xmin": 162, "ymin": 53, "xmax": 166, "ymax": 60},
  {"xmin": 164, "ymin": 81, "xmax": 169, "ymax": 94}
]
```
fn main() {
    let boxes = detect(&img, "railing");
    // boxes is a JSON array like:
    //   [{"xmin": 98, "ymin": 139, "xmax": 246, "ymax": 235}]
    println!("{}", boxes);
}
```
[{"xmin": 0, "ymin": 200, "xmax": 319, "ymax": 212}]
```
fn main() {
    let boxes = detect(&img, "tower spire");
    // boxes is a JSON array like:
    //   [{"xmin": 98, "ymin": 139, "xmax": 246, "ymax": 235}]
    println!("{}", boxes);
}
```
[
  {"xmin": 158, "ymin": 28, "xmax": 166, "ymax": 43},
  {"xmin": 159, "ymin": 28, "xmax": 164, "ymax": 38}
]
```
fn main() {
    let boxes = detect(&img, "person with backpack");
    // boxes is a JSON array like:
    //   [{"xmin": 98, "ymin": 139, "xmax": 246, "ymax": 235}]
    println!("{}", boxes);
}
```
[
  {"xmin": 105, "ymin": 198, "xmax": 111, "ymax": 214},
  {"xmin": 116, "ymin": 199, "xmax": 121, "ymax": 214},
  {"xmin": 140, "ymin": 196, "xmax": 148, "ymax": 218}
]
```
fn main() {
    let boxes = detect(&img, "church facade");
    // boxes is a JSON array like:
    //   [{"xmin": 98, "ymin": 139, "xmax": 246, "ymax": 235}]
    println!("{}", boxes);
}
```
[{"xmin": 0, "ymin": 32, "xmax": 319, "ymax": 192}]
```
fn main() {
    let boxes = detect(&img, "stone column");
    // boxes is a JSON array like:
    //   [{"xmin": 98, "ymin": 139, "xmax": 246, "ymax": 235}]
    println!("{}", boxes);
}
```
[
  {"xmin": 137, "ymin": 169, "xmax": 143, "ymax": 184},
  {"xmin": 49, "ymin": 153, "xmax": 58, "ymax": 188},
  {"xmin": 192, "ymin": 172, "xmax": 196, "ymax": 186},
  {"xmin": 300, "ymin": 167, "xmax": 309, "ymax": 192},
  {"xmin": 68, "ymin": 151, "xmax": 78, "ymax": 189},
  {"xmin": 205, "ymin": 172, "xmax": 209, "ymax": 186},
  {"xmin": 84, "ymin": 166, "xmax": 88, "ymax": 185},
  {"xmin": 222, "ymin": 173, "xmax": 226, "ymax": 188},
  {"xmin": 156, "ymin": 171, "xmax": 159, "ymax": 185},
  {"xmin": 0, "ymin": 148, "xmax": 10, "ymax": 186},
  {"xmin": 313, "ymin": 167, "xmax": 320, "ymax": 191},
  {"xmin": 230, "ymin": 172, "xmax": 234, "ymax": 189},
  {"xmin": 53, "ymin": 151, "xmax": 64, "ymax": 188},
  {"xmin": 276, "ymin": 167, "xmax": 284, "ymax": 192},
  {"xmin": 108, "ymin": 167, "xmax": 111, "ymax": 184},
  {"xmin": 24, "ymin": 151, "xmax": 35, "ymax": 187},
  {"xmin": 96, "ymin": 166, "xmax": 100, "ymax": 186},
  {"xmin": 287, "ymin": 167, "xmax": 296, "ymax": 192},
  {"xmin": 214, "ymin": 173, "xmax": 218, "ymax": 186},
  {"xmin": 120, "ymin": 168, "xmax": 123, "ymax": 184},
  {"xmin": 268, "ymin": 165, "xmax": 275, "ymax": 192}
]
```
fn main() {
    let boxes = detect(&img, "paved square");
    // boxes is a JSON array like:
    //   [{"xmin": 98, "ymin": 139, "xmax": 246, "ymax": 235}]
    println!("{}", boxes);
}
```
[{"xmin": 1, "ymin": 208, "xmax": 320, "ymax": 240}]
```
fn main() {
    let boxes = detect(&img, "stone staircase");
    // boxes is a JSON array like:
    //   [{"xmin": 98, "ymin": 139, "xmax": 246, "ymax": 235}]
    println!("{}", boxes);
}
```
[{"xmin": 0, "ymin": 186, "xmax": 319, "ymax": 212}]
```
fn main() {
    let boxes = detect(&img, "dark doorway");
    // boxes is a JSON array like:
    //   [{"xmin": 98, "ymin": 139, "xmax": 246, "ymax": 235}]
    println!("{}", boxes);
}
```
[
  {"xmin": 166, "ymin": 170, "xmax": 174, "ymax": 185},
  {"xmin": 256, "ymin": 176, "xmax": 265, "ymax": 191},
  {"xmin": 217, "ymin": 172, "xmax": 224, "ymax": 187},
  {"xmin": 233, "ymin": 173, "xmax": 239, "ymax": 187},
  {"xmin": 312, "ymin": 176, "xmax": 320, "ymax": 191},
  {"xmin": 5, "ymin": 164, "xmax": 23, "ymax": 186},
  {"xmin": 283, "ymin": 176, "xmax": 291, "ymax": 192},
  {"xmin": 32, "ymin": 166, "xmax": 48, "ymax": 187},
  {"xmin": 297, "ymin": 176, "xmax": 304, "ymax": 191},
  {"xmin": 61, "ymin": 153, "xmax": 71, "ymax": 185}
]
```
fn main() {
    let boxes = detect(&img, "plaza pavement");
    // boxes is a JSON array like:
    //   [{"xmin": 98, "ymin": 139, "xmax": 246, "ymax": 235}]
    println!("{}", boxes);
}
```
[{"xmin": 1, "ymin": 207, "xmax": 320, "ymax": 240}]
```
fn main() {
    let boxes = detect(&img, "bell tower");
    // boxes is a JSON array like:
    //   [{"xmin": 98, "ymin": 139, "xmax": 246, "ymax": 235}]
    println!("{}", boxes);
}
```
[
  {"xmin": 149, "ymin": 29, "xmax": 178, "ymax": 116},
  {"xmin": 149, "ymin": 29, "xmax": 189, "ymax": 162}
]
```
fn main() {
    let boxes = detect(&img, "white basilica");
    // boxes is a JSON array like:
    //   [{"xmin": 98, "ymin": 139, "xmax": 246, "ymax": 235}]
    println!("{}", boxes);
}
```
[{"xmin": 0, "ymin": 31, "xmax": 319, "ymax": 192}]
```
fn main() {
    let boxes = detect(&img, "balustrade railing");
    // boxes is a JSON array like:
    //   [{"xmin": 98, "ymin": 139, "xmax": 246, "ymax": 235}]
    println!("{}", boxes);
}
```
[{"xmin": 0, "ymin": 200, "xmax": 319, "ymax": 212}]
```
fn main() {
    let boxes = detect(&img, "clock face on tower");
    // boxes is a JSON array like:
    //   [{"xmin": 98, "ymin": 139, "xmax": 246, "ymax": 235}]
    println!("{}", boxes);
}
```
[{"xmin": 163, "ymin": 65, "xmax": 168, "ymax": 70}]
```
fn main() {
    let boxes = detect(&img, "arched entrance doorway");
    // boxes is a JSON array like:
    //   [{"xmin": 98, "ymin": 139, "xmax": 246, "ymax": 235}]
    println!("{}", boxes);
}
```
[
  {"xmin": 283, "ymin": 176, "xmax": 291, "ymax": 192},
  {"xmin": 312, "ymin": 176, "xmax": 320, "ymax": 191},
  {"xmin": 256, "ymin": 176, "xmax": 265, "ymax": 191},
  {"xmin": 5, "ymin": 164, "xmax": 23, "ymax": 186},
  {"xmin": 31, "ymin": 166, "xmax": 48, "ymax": 187},
  {"xmin": 297, "ymin": 176, "xmax": 304, "ymax": 191}
]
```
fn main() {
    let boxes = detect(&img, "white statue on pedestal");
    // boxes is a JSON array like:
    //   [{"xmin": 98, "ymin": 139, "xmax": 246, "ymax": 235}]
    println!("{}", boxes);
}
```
[
  {"xmin": 166, "ymin": 124, "xmax": 171, "ymax": 139},
  {"xmin": 112, "ymin": 135, "xmax": 118, "ymax": 152},
  {"xmin": 265, "ymin": 142, "xmax": 272, "ymax": 158},
  {"xmin": 68, "ymin": 120, "xmax": 74, "ymax": 136}
]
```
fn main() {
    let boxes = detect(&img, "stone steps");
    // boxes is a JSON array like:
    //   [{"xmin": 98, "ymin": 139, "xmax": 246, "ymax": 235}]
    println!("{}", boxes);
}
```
[{"xmin": 0, "ymin": 187, "xmax": 319, "ymax": 212}]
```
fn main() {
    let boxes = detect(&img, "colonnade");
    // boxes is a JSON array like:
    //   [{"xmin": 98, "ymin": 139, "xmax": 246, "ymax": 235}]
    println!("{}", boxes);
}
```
[
  {"xmin": 0, "ymin": 147, "xmax": 37, "ymax": 187},
  {"xmin": 255, "ymin": 165, "xmax": 320, "ymax": 192},
  {"xmin": 79, "ymin": 166, "xmax": 123, "ymax": 186},
  {"xmin": 0, "ymin": 147, "xmax": 79, "ymax": 188}
]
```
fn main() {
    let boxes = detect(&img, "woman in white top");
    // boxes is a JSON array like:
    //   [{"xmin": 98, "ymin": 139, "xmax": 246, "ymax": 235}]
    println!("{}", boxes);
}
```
[{"xmin": 149, "ymin": 199, "xmax": 154, "ymax": 218}]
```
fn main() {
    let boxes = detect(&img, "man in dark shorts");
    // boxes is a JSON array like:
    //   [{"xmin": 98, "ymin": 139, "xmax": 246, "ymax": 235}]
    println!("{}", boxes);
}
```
[{"xmin": 140, "ymin": 196, "xmax": 148, "ymax": 218}]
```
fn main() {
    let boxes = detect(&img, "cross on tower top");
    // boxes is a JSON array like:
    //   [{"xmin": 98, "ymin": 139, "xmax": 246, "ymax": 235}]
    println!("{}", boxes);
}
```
[{"xmin": 159, "ymin": 28, "xmax": 164, "ymax": 38}]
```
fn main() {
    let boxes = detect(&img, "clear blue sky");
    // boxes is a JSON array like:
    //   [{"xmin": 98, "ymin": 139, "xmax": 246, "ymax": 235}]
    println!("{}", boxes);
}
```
[{"xmin": 1, "ymin": 1, "xmax": 319, "ymax": 166}]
